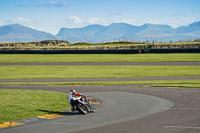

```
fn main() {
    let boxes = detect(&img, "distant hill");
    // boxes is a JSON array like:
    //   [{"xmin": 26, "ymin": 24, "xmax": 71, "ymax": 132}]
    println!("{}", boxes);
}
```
[
  {"xmin": 57, "ymin": 24, "xmax": 104, "ymax": 43},
  {"xmin": 0, "ymin": 24, "xmax": 56, "ymax": 42},
  {"xmin": 0, "ymin": 21, "xmax": 200, "ymax": 43},
  {"xmin": 57, "ymin": 21, "xmax": 200, "ymax": 43},
  {"xmin": 176, "ymin": 21, "xmax": 200, "ymax": 33}
]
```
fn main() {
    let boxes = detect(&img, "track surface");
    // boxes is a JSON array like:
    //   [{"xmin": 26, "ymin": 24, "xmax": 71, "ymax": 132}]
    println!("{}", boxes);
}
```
[
  {"xmin": 0, "ymin": 76, "xmax": 200, "ymax": 82},
  {"xmin": 0, "ymin": 61, "xmax": 200, "ymax": 133},
  {"xmin": 1, "ymin": 85, "xmax": 200, "ymax": 133},
  {"xmin": 0, "ymin": 91, "xmax": 173, "ymax": 133}
]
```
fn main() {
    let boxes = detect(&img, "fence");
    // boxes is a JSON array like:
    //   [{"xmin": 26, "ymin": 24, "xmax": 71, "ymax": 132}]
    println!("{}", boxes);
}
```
[{"xmin": 0, "ymin": 48, "xmax": 199, "ymax": 54}]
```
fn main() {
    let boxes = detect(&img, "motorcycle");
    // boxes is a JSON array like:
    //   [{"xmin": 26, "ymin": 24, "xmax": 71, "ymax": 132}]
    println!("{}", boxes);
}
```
[{"xmin": 69, "ymin": 94, "xmax": 95, "ymax": 115}]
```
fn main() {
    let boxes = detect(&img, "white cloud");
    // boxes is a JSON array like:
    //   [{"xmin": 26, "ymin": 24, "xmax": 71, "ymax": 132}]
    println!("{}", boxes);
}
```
[
  {"xmin": 68, "ymin": 16, "xmax": 83, "ymax": 24},
  {"xmin": 39, "ymin": 0, "xmax": 68, "ymax": 7},
  {"xmin": 88, "ymin": 17, "xmax": 101, "ymax": 24},
  {"xmin": 0, "ymin": 20, "xmax": 4, "ymax": 26},
  {"xmin": 15, "ymin": 1, "xmax": 69, "ymax": 8},
  {"xmin": 11, "ymin": 17, "xmax": 31, "ymax": 24},
  {"xmin": 87, "ymin": 17, "xmax": 116, "ymax": 26}
]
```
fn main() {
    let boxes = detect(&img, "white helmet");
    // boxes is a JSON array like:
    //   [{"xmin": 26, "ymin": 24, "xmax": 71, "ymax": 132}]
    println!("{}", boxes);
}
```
[{"xmin": 70, "ymin": 89, "xmax": 76, "ymax": 93}]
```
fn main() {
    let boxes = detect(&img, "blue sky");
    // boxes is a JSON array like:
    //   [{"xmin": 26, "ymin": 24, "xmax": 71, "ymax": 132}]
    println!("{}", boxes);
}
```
[{"xmin": 0, "ymin": 0, "xmax": 200, "ymax": 34}]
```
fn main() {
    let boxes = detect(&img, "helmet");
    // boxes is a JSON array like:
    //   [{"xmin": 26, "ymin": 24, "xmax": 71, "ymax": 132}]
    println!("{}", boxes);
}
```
[{"xmin": 70, "ymin": 89, "xmax": 76, "ymax": 93}]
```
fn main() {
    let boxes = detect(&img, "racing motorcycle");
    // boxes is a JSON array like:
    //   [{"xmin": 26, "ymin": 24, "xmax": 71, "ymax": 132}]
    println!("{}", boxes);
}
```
[{"xmin": 69, "ymin": 95, "xmax": 95, "ymax": 115}]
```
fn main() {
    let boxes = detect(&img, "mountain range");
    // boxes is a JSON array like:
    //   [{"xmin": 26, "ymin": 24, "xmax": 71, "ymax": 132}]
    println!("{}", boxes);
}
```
[
  {"xmin": 0, "ymin": 24, "xmax": 56, "ymax": 42},
  {"xmin": 0, "ymin": 21, "xmax": 200, "ymax": 43}
]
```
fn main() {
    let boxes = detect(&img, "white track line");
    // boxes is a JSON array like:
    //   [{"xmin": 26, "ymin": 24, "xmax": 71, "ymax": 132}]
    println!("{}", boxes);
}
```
[
  {"xmin": 162, "ymin": 108, "xmax": 200, "ymax": 110},
  {"xmin": 165, "ymin": 126, "xmax": 200, "ymax": 130}
]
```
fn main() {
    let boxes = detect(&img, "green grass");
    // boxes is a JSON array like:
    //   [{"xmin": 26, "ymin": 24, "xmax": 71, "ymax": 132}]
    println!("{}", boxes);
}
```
[
  {"xmin": 1, "ymin": 79, "xmax": 200, "ymax": 88},
  {"xmin": 0, "ymin": 66, "xmax": 200, "ymax": 79},
  {"xmin": 0, "ymin": 53, "xmax": 200, "ymax": 63},
  {"xmin": 0, "ymin": 89, "xmax": 69, "ymax": 124}
]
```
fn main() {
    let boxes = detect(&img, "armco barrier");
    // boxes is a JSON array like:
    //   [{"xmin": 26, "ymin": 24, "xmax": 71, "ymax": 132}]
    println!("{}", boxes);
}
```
[
  {"xmin": 0, "ymin": 48, "xmax": 199, "ymax": 54},
  {"xmin": 148, "ymin": 48, "xmax": 200, "ymax": 53}
]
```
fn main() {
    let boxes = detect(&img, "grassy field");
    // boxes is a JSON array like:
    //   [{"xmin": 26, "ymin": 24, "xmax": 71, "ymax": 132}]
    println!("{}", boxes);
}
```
[
  {"xmin": 0, "ymin": 66, "xmax": 200, "ymax": 79},
  {"xmin": 0, "ymin": 53, "xmax": 199, "ymax": 124},
  {"xmin": 0, "ymin": 53, "xmax": 200, "ymax": 63},
  {"xmin": 1, "ymin": 79, "xmax": 200, "ymax": 88},
  {"xmin": 0, "ymin": 89, "xmax": 69, "ymax": 124}
]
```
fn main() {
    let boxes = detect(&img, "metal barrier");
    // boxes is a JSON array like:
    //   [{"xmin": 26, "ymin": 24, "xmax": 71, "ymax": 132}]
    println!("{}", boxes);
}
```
[{"xmin": 0, "ymin": 48, "xmax": 199, "ymax": 54}]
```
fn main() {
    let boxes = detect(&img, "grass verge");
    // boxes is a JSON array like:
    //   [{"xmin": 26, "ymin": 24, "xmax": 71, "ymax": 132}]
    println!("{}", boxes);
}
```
[
  {"xmin": 0, "ymin": 53, "xmax": 200, "ymax": 63},
  {"xmin": 1, "ymin": 79, "xmax": 200, "ymax": 88},
  {"xmin": 0, "ymin": 66, "xmax": 200, "ymax": 79},
  {"xmin": 0, "ymin": 89, "xmax": 69, "ymax": 124}
]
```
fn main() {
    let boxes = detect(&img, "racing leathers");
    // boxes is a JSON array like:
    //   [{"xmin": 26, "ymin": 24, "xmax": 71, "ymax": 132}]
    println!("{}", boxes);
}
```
[
  {"xmin": 68, "ymin": 91, "xmax": 82, "ymax": 111},
  {"xmin": 67, "ymin": 89, "xmax": 94, "ymax": 112}
]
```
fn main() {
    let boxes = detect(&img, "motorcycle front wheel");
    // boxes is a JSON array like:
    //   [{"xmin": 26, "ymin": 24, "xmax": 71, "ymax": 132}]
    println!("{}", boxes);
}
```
[{"xmin": 76, "ymin": 103, "xmax": 88, "ymax": 115}]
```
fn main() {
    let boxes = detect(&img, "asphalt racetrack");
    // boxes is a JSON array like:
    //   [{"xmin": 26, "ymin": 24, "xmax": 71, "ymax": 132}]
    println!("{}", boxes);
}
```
[
  {"xmin": 1, "ymin": 62, "xmax": 200, "ymax": 133},
  {"xmin": 0, "ymin": 91, "xmax": 174, "ymax": 133}
]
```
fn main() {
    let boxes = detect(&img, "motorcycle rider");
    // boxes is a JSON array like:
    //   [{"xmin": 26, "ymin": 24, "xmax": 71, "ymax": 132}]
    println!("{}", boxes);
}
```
[
  {"xmin": 68, "ymin": 89, "xmax": 81, "ymax": 111},
  {"xmin": 68, "ymin": 89, "xmax": 94, "ymax": 112}
]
